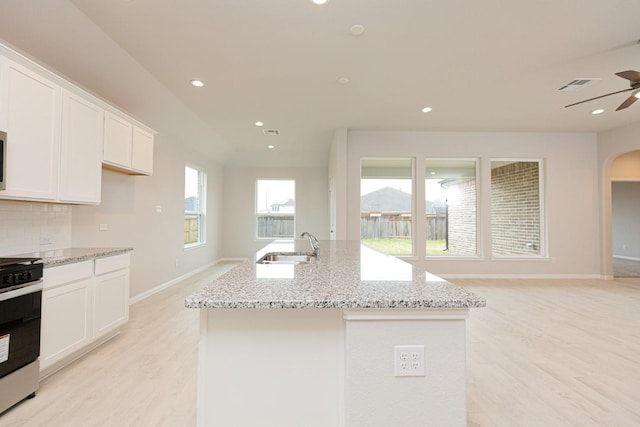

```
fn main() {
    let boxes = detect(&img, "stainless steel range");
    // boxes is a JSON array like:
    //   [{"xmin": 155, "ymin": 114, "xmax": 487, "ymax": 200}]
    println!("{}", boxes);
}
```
[{"xmin": 0, "ymin": 257, "xmax": 43, "ymax": 414}]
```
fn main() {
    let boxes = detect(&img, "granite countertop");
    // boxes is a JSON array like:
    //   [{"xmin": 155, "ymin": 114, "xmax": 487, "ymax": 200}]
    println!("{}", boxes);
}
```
[
  {"xmin": 185, "ymin": 240, "xmax": 486, "ymax": 310},
  {"xmin": 16, "ymin": 247, "xmax": 133, "ymax": 267}
]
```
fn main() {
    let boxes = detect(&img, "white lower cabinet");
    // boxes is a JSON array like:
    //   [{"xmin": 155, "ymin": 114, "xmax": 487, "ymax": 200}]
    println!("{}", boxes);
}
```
[
  {"xmin": 94, "ymin": 254, "xmax": 130, "ymax": 339},
  {"xmin": 40, "ymin": 260, "xmax": 93, "ymax": 371},
  {"xmin": 40, "ymin": 253, "xmax": 130, "ymax": 376}
]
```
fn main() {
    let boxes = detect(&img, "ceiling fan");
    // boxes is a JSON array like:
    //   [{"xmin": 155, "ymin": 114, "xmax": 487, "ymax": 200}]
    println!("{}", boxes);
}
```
[{"xmin": 565, "ymin": 70, "xmax": 640, "ymax": 111}]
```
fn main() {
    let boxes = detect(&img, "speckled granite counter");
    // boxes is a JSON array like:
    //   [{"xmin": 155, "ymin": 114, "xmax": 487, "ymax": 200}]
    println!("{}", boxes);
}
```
[
  {"xmin": 18, "ymin": 247, "xmax": 133, "ymax": 267},
  {"xmin": 186, "ymin": 240, "xmax": 485, "ymax": 309},
  {"xmin": 193, "ymin": 241, "xmax": 484, "ymax": 426}
]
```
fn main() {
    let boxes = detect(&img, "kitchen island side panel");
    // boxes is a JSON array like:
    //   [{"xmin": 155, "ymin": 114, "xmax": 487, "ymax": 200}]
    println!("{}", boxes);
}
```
[
  {"xmin": 344, "ymin": 309, "xmax": 469, "ymax": 427},
  {"xmin": 198, "ymin": 308, "xmax": 344, "ymax": 427}
]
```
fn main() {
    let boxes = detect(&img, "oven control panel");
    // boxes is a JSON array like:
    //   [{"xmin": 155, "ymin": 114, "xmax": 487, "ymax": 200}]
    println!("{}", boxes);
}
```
[{"xmin": 0, "ymin": 263, "xmax": 43, "ymax": 290}]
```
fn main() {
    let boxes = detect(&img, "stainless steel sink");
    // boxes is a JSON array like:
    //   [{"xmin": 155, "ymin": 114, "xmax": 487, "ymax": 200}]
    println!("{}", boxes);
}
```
[{"xmin": 256, "ymin": 252, "xmax": 314, "ymax": 264}]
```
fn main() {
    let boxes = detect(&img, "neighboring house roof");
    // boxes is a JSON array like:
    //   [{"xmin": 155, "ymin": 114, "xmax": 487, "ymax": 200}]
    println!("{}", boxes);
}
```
[
  {"xmin": 270, "ymin": 198, "xmax": 295, "ymax": 210},
  {"xmin": 184, "ymin": 196, "xmax": 199, "ymax": 211},
  {"xmin": 361, "ymin": 187, "xmax": 412, "ymax": 212},
  {"xmin": 361, "ymin": 187, "xmax": 446, "ymax": 213}
]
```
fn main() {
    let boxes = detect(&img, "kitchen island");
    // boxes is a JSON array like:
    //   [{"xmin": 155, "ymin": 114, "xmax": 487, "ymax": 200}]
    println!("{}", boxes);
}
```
[{"xmin": 186, "ymin": 240, "xmax": 485, "ymax": 427}]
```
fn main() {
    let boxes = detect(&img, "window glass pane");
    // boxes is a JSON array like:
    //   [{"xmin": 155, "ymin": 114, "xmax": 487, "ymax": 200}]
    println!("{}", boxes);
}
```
[
  {"xmin": 491, "ymin": 160, "xmax": 541, "ymax": 256},
  {"xmin": 360, "ymin": 158, "xmax": 413, "ymax": 255},
  {"xmin": 256, "ymin": 180, "xmax": 295, "ymax": 239},
  {"xmin": 184, "ymin": 165, "xmax": 206, "ymax": 246},
  {"xmin": 185, "ymin": 166, "xmax": 200, "ymax": 212},
  {"xmin": 425, "ymin": 159, "xmax": 477, "ymax": 256}
]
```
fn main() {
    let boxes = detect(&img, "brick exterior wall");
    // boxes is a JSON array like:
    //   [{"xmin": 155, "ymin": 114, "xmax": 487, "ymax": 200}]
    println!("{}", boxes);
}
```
[
  {"xmin": 447, "ymin": 179, "xmax": 477, "ymax": 255},
  {"xmin": 491, "ymin": 162, "xmax": 540, "ymax": 255}
]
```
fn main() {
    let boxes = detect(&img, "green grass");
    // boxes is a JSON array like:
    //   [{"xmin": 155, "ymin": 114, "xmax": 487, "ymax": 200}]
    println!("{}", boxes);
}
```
[{"xmin": 361, "ymin": 239, "xmax": 447, "ymax": 255}]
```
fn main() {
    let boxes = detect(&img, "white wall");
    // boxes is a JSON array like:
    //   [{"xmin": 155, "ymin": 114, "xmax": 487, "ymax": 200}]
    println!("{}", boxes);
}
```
[
  {"xmin": 222, "ymin": 165, "xmax": 330, "ymax": 258},
  {"xmin": 0, "ymin": 2, "xmax": 229, "ymax": 298},
  {"xmin": 72, "ymin": 137, "xmax": 224, "ymax": 299},
  {"xmin": 611, "ymin": 182, "xmax": 640, "ymax": 260},
  {"xmin": 610, "ymin": 150, "xmax": 640, "ymax": 180},
  {"xmin": 329, "ymin": 129, "xmax": 348, "ymax": 240},
  {"xmin": 597, "ymin": 124, "xmax": 640, "ymax": 277},
  {"xmin": 343, "ymin": 130, "xmax": 601, "ymax": 277},
  {"xmin": 610, "ymin": 151, "xmax": 640, "ymax": 261}
]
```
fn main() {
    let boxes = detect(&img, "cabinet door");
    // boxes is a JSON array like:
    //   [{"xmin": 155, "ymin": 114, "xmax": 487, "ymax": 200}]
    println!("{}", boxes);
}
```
[
  {"xmin": 0, "ymin": 58, "xmax": 60, "ymax": 201},
  {"xmin": 103, "ymin": 111, "xmax": 132, "ymax": 169},
  {"xmin": 131, "ymin": 126, "xmax": 154, "ymax": 175},
  {"xmin": 93, "ymin": 269, "xmax": 130, "ymax": 339},
  {"xmin": 58, "ymin": 90, "xmax": 104, "ymax": 204},
  {"xmin": 40, "ymin": 278, "xmax": 93, "ymax": 370}
]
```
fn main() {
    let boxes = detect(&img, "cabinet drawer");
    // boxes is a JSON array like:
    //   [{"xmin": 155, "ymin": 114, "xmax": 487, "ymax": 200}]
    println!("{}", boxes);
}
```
[
  {"xmin": 44, "ymin": 260, "xmax": 93, "ymax": 289},
  {"xmin": 95, "ymin": 253, "xmax": 130, "ymax": 276}
]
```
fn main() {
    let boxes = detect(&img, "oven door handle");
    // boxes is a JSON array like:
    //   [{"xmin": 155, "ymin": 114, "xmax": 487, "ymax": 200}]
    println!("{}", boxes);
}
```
[{"xmin": 0, "ymin": 281, "xmax": 43, "ymax": 302}]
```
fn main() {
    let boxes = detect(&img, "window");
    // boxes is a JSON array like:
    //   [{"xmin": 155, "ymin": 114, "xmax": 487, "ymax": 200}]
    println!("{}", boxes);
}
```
[
  {"xmin": 184, "ymin": 164, "xmax": 206, "ymax": 246},
  {"xmin": 256, "ymin": 179, "xmax": 295, "ymax": 239},
  {"xmin": 491, "ymin": 160, "xmax": 543, "ymax": 256},
  {"xmin": 425, "ymin": 159, "xmax": 477, "ymax": 256},
  {"xmin": 360, "ymin": 158, "xmax": 413, "ymax": 255}
]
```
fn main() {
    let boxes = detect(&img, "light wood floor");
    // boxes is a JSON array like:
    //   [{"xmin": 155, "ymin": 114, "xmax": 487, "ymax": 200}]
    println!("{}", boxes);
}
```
[
  {"xmin": 2, "ymin": 269, "xmax": 639, "ymax": 426},
  {"xmin": 458, "ymin": 277, "xmax": 640, "ymax": 427},
  {"xmin": 0, "ymin": 261, "xmax": 239, "ymax": 427}
]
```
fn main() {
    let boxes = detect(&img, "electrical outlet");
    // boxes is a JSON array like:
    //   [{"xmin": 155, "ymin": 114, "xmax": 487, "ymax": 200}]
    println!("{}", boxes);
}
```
[{"xmin": 394, "ymin": 345, "xmax": 425, "ymax": 377}]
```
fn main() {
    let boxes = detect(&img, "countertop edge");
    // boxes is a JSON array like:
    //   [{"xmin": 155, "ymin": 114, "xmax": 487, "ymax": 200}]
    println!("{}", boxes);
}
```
[{"xmin": 24, "ymin": 247, "xmax": 134, "ymax": 267}]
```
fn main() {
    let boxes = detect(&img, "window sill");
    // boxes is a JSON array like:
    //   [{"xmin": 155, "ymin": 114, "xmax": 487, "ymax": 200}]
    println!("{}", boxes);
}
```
[{"xmin": 184, "ymin": 242, "xmax": 206, "ymax": 251}]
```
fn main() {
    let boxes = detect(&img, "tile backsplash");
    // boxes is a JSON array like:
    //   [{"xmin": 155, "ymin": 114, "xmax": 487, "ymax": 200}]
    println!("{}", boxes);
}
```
[{"xmin": 0, "ymin": 200, "xmax": 71, "ymax": 256}]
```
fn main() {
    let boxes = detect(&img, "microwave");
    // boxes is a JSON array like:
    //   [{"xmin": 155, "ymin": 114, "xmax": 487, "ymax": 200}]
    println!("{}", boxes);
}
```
[{"xmin": 0, "ymin": 131, "xmax": 5, "ymax": 190}]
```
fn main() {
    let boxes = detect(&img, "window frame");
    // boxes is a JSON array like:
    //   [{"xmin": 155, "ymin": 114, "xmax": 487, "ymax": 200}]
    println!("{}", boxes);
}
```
[
  {"xmin": 489, "ymin": 158, "xmax": 546, "ymax": 259},
  {"xmin": 255, "ymin": 179, "xmax": 296, "ymax": 240},
  {"xmin": 424, "ymin": 157, "xmax": 480, "ymax": 259},
  {"xmin": 184, "ymin": 163, "xmax": 207, "ymax": 249},
  {"xmin": 360, "ymin": 157, "xmax": 416, "ymax": 257}
]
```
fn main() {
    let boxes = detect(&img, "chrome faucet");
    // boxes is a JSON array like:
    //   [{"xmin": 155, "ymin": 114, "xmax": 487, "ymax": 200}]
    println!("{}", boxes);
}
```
[{"xmin": 300, "ymin": 232, "xmax": 320, "ymax": 257}]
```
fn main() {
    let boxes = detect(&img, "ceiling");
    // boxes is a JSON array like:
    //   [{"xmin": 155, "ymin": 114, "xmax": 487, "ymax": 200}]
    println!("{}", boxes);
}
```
[{"xmin": 2, "ymin": 0, "xmax": 640, "ymax": 164}]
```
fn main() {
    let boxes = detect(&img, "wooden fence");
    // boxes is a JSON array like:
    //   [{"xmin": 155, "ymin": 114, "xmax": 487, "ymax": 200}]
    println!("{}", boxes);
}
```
[
  {"xmin": 251, "ymin": 213, "xmax": 446, "ymax": 240},
  {"xmin": 257, "ymin": 214, "xmax": 295, "ymax": 238},
  {"xmin": 184, "ymin": 215, "xmax": 200, "ymax": 244},
  {"xmin": 361, "ymin": 212, "xmax": 446, "ymax": 240}
]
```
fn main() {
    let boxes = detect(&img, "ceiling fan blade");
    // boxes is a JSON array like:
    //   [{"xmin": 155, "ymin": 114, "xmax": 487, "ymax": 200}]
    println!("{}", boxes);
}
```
[
  {"xmin": 615, "ymin": 70, "xmax": 640, "ymax": 83},
  {"xmin": 616, "ymin": 94, "xmax": 639, "ymax": 111},
  {"xmin": 564, "ymin": 87, "xmax": 633, "ymax": 108}
]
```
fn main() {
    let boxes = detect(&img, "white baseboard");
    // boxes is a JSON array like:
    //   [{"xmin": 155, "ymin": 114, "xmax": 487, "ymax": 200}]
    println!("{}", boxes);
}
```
[
  {"xmin": 129, "ymin": 260, "xmax": 219, "ymax": 305},
  {"xmin": 440, "ymin": 273, "xmax": 604, "ymax": 280},
  {"xmin": 613, "ymin": 255, "xmax": 640, "ymax": 262},
  {"xmin": 218, "ymin": 257, "xmax": 249, "ymax": 262}
]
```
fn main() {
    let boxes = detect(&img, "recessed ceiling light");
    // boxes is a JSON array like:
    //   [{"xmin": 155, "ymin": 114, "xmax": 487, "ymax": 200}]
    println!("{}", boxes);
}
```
[
  {"xmin": 312, "ymin": 0, "xmax": 328, "ymax": 5},
  {"xmin": 338, "ymin": 77, "xmax": 350, "ymax": 84},
  {"xmin": 591, "ymin": 109, "xmax": 604, "ymax": 115},
  {"xmin": 350, "ymin": 25, "xmax": 365, "ymax": 36},
  {"xmin": 430, "ymin": 171, "xmax": 436, "ymax": 175},
  {"xmin": 634, "ymin": 91, "xmax": 640, "ymax": 99},
  {"xmin": 255, "ymin": 121, "xmax": 264, "ymax": 127},
  {"xmin": 190, "ymin": 79, "xmax": 204, "ymax": 87},
  {"xmin": 268, "ymin": 145, "xmax": 275, "ymax": 149},
  {"xmin": 422, "ymin": 107, "xmax": 433, "ymax": 113}
]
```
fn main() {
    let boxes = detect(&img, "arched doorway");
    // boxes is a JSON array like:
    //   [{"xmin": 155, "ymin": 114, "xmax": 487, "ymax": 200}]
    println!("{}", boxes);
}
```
[{"xmin": 610, "ymin": 150, "xmax": 640, "ymax": 277}]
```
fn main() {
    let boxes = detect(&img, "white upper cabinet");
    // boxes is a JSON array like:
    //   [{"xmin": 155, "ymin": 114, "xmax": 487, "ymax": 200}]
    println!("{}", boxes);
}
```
[
  {"xmin": 103, "ymin": 111, "xmax": 154, "ymax": 176},
  {"xmin": 58, "ymin": 89, "xmax": 104, "ymax": 204},
  {"xmin": 0, "ymin": 42, "xmax": 156, "ymax": 204},
  {"xmin": 103, "ymin": 111, "xmax": 133, "ymax": 169},
  {"xmin": 132, "ymin": 126, "xmax": 154, "ymax": 175},
  {"xmin": 0, "ymin": 57, "xmax": 61, "ymax": 201}
]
